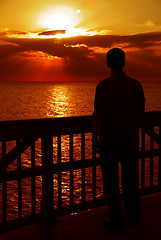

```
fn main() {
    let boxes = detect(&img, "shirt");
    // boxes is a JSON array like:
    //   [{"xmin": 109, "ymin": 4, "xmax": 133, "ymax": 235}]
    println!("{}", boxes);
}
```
[{"xmin": 93, "ymin": 72, "xmax": 145, "ymax": 127}]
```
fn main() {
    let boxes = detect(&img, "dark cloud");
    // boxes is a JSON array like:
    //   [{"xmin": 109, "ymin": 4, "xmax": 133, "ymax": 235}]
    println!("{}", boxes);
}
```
[
  {"xmin": 0, "ymin": 37, "xmax": 92, "ymax": 59},
  {"xmin": 0, "ymin": 30, "xmax": 29, "ymax": 36},
  {"xmin": 61, "ymin": 31, "xmax": 161, "ymax": 49},
  {"xmin": 16, "ymin": 31, "xmax": 29, "ymax": 35},
  {"xmin": 1, "ymin": 31, "xmax": 161, "ymax": 59},
  {"xmin": 0, "ymin": 31, "xmax": 161, "ymax": 80},
  {"xmin": 38, "ymin": 30, "xmax": 66, "ymax": 36},
  {"xmin": 0, "ymin": 44, "xmax": 21, "ymax": 58}
]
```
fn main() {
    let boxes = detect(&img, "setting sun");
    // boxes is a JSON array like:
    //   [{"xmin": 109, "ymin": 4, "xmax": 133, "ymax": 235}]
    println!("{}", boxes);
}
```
[
  {"xmin": 38, "ymin": 7, "xmax": 80, "ymax": 30},
  {"xmin": 43, "ymin": 14, "xmax": 71, "ymax": 29}
]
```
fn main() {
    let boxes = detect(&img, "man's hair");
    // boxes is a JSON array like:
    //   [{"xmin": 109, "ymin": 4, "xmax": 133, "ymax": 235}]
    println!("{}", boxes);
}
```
[{"xmin": 106, "ymin": 48, "xmax": 125, "ymax": 71}]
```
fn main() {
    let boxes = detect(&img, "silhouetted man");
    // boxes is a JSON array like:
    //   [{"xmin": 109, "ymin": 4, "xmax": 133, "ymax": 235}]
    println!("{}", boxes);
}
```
[{"xmin": 92, "ymin": 48, "xmax": 145, "ymax": 234}]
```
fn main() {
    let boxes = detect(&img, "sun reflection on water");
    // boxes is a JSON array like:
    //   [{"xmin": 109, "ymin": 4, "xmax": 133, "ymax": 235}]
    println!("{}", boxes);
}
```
[{"xmin": 47, "ymin": 86, "xmax": 71, "ymax": 117}]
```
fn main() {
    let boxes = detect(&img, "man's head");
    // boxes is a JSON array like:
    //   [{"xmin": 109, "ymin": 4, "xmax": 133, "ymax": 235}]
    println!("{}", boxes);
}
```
[{"xmin": 106, "ymin": 48, "xmax": 125, "ymax": 71}]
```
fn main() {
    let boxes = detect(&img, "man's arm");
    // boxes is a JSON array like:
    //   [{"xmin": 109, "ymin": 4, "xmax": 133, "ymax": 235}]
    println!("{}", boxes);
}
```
[
  {"xmin": 92, "ymin": 117, "xmax": 102, "ymax": 152},
  {"xmin": 92, "ymin": 82, "xmax": 103, "ymax": 152},
  {"xmin": 92, "ymin": 118, "xmax": 102, "ymax": 140}
]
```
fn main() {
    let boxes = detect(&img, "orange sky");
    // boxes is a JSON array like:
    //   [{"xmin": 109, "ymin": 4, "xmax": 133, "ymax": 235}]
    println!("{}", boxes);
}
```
[{"xmin": 0, "ymin": 0, "xmax": 161, "ymax": 82}]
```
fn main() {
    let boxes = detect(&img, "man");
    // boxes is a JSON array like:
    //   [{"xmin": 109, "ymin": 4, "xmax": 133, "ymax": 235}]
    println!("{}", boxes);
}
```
[{"xmin": 92, "ymin": 48, "xmax": 145, "ymax": 234}]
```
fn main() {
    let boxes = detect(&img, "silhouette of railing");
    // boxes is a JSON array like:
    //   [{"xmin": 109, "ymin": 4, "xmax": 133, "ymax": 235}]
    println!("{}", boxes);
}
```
[{"xmin": 0, "ymin": 111, "xmax": 161, "ymax": 232}]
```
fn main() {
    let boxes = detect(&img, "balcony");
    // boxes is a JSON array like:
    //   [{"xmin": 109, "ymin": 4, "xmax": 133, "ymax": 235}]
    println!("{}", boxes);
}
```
[{"xmin": 0, "ymin": 111, "xmax": 161, "ymax": 233}]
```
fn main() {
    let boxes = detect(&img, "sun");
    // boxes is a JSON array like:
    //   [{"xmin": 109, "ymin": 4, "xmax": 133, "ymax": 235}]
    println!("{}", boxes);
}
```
[
  {"xmin": 38, "ymin": 7, "xmax": 80, "ymax": 30},
  {"xmin": 44, "ymin": 14, "xmax": 71, "ymax": 30}
]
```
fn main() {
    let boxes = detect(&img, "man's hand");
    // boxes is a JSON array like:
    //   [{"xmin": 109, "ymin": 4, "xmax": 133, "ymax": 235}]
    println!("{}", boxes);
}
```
[{"xmin": 92, "ymin": 137, "xmax": 100, "ymax": 154}]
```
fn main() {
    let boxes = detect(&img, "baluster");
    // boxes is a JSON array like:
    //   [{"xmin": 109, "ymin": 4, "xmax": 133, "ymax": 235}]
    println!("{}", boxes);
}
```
[
  {"xmin": 58, "ymin": 135, "xmax": 62, "ymax": 208},
  {"xmin": 2, "ymin": 141, "xmax": 7, "ymax": 222},
  {"xmin": 17, "ymin": 140, "xmax": 22, "ymax": 219},
  {"xmin": 158, "ymin": 124, "xmax": 161, "ymax": 189},
  {"xmin": 31, "ymin": 139, "xmax": 36, "ymax": 215},
  {"xmin": 141, "ymin": 128, "xmax": 145, "ymax": 190},
  {"xmin": 41, "ymin": 136, "xmax": 54, "ymax": 223},
  {"xmin": 150, "ymin": 127, "xmax": 154, "ymax": 188},
  {"xmin": 70, "ymin": 134, "xmax": 74, "ymax": 205},
  {"xmin": 136, "ymin": 128, "xmax": 140, "ymax": 191},
  {"xmin": 81, "ymin": 133, "xmax": 85, "ymax": 203},
  {"xmin": 92, "ymin": 138, "xmax": 96, "ymax": 200}
]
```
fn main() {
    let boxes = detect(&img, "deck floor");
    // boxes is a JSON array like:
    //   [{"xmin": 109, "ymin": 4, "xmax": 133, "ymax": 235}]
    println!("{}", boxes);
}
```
[{"xmin": 1, "ymin": 192, "xmax": 161, "ymax": 240}]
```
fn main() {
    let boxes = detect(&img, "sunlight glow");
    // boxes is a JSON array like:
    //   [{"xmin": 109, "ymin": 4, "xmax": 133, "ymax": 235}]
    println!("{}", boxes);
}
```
[
  {"xmin": 47, "ymin": 86, "xmax": 70, "ymax": 117},
  {"xmin": 55, "ymin": 27, "xmax": 88, "ymax": 38},
  {"xmin": 43, "ymin": 14, "xmax": 71, "ymax": 30},
  {"xmin": 38, "ymin": 7, "xmax": 80, "ymax": 30},
  {"xmin": 6, "ymin": 28, "xmax": 107, "ymax": 39}
]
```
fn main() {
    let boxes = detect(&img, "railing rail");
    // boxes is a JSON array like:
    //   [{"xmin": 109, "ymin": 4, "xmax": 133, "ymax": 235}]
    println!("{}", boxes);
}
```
[{"xmin": 0, "ymin": 111, "xmax": 161, "ymax": 232}]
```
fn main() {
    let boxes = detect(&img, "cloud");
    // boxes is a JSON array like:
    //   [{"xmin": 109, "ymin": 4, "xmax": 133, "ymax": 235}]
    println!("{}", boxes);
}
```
[
  {"xmin": 0, "ymin": 31, "xmax": 161, "ymax": 80},
  {"xmin": 0, "ymin": 44, "xmax": 21, "ymax": 58},
  {"xmin": 1, "ymin": 31, "xmax": 161, "ymax": 58},
  {"xmin": 0, "ymin": 29, "xmax": 29, "ymax": 37},
  {"xmin": 61, "ymin": 31, "xmax": 161, "ymax": 50},
  {"xmin": 38, "ymin": 30, "xmax": 66, "ymax": 36},
  {"xmin": 145, "ymin": 21, "xmax": 155, "ymax": 27},
  {"xmin": 0, "ymin": 36, "xmax": 93, "ymax": 60}
]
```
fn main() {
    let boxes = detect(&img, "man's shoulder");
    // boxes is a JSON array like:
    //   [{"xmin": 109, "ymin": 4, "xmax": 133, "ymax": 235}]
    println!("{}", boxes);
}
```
[
  {"xmin": 125, "ymin": 75, "xmax": 143, "ymax": 89},
  {"xmin": 96, "ymin": 77, "xmax": 112, "ymax": 88},
  {"xmin": 96, "ymin": 74, "xmax": 143, "ymax": 90}
]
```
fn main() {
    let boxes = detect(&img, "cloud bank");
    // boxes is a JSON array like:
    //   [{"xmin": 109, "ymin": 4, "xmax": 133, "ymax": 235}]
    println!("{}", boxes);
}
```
[{"xmin": 0, "ymin": 30, "xmax": 161, "ymax": 81}]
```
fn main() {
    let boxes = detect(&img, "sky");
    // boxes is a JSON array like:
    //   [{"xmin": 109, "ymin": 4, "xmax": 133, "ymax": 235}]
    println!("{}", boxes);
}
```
[{"xmin": 0, "ymin": 0, "xmax": 161, "ymax": 82}]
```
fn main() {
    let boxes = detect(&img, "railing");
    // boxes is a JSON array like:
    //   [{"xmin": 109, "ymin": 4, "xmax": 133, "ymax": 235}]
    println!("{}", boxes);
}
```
[{"xmin": 0, "ymin": 111, "xmax": 161, "ymax": 232}]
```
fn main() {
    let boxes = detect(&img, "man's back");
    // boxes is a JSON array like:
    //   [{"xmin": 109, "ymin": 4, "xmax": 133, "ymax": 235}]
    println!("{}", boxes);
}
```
[
  {"xmin": 92, "ymin": 48, "xmax": 144, "ymax": 233},
  {"xmin": 94, "ymin": 72, "xmax": 145, "ymax": 127}
]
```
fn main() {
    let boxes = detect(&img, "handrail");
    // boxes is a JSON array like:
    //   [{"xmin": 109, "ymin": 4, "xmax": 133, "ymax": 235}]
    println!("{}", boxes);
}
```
[
  {"xmin": 0, "ymin": 116, "xmax": 92, "ymax": 141},
  {"xmin": 0, "ymin": 111, "xmax": 161, "ymax": 140}
]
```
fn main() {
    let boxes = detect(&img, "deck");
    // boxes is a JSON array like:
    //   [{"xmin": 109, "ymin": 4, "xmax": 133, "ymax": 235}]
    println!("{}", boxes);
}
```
[{"xmin": 1, "ymin": 192, "xmax": 161, "ymax": 240}]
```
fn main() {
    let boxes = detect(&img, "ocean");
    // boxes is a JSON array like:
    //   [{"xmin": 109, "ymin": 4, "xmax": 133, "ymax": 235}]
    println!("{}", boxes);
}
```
[
  {"xmin": 0, "ymin": 80, "xmax": 161, "ymax": 220},
  {"xmin": 1, "ymin": 81, "xmax": 161, "ymax": 122}
]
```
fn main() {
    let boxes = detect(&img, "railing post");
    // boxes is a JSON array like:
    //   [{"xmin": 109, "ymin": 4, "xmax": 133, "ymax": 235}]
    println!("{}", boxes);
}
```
[
  {"xmin": 136, "ymin": 128, "xmax": 140, "ymax": 193},
  {"xmin": 31, "ymin": 139, "xmax": 36, "ymax": 215},
  {"xmin": 17, "ymin": 140, "xmax": 22, "ymax": 219},
  {"xmin": 69, "ymin": 134, "xmax": 74, "ymax": 206},
  {"xmin": 57, "ymin": 135, "xmax": 62, "ymax": 208},
  {"xmin": 141, "ymin": 127, "xmax": 145, "ymax": 190},
  {"xmin": 81, "ymin": 133, "xmax": 85, "ymax": 203},
  {"xmin": 2, "ymin": 141, "xmax": 7, "ymax": 223},
  {"xmin": 41, "ymin": 136, "xmax": 56, "ymax": 224},
  {"xmin": 150, "ymin": 127, "xmax": 154, "ymax": 188},
  {"xmin": 158, "ymin": 124, "xmax": 161, "ymax": 190},
  {"xmin": 92, "ymin": 138, "xmax": 96, "ymax": 200}
]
